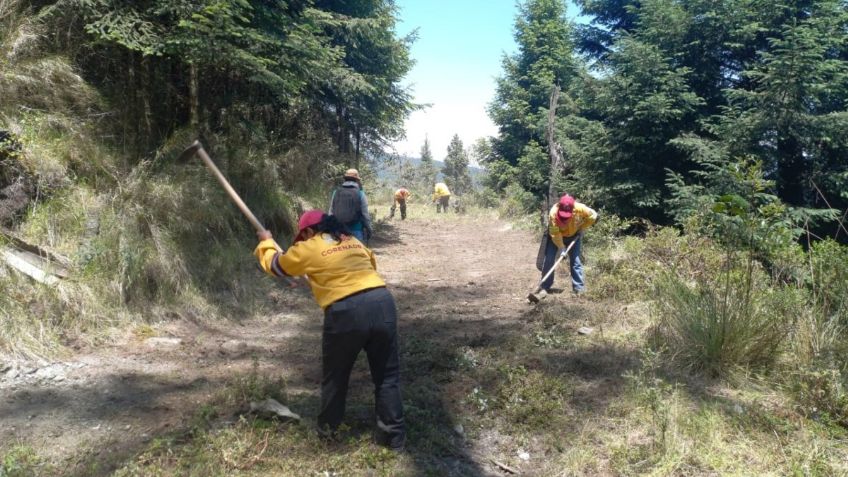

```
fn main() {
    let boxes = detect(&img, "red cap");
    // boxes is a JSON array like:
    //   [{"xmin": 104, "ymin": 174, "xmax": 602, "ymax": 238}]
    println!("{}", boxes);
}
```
[
  {"xmin": 293, "ymin": 210, "xmax": 325, "ymax": 243},
  {"xmin": 557, "ymin": 194, "xmax": 575, "ymax": 223}
]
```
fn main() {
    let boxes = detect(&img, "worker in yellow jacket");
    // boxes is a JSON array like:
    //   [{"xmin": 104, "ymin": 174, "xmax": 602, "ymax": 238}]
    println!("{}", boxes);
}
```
[
  {"xmin": 432, "ymin": 182, "xmax": 451, "ymax": 213},
  {"xmin": 254, "ymin": 210, "xmax": 405, "ymax": 450},
  {"xmin": 389, "ymin": 188, "xmax": 411, "ymax": 220},
  {"xmin": 539, "ymin": 194, "xmax": 598, "ymax": 294}
]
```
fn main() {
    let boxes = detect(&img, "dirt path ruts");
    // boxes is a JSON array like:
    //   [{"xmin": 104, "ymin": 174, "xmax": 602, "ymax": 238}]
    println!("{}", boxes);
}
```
[{"xmin": 0, "ymin": 213, "xmax": 540, "ymax": 474}]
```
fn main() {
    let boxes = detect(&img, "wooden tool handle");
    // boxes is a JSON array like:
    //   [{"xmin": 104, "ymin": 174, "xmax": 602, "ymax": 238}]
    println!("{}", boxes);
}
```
[
  {"xmin": 186, "ymin": 141, "xmax": 291, "ymax": 278},
  {"xmin": 535, "ymin": 239, "xmax": 577, "ymax": 291},
  {"xmin": 191, "ymin": 141, "xmax": 266, "ymax": 233}
]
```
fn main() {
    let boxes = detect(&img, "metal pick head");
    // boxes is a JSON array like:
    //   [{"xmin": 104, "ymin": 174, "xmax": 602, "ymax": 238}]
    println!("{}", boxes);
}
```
[{"xmin": 176, "ymin": 140, "xmax": 202, "ymax": 164}]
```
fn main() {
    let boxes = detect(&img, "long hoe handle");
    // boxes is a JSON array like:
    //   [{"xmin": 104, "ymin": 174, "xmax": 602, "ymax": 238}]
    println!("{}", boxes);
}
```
[
  {"xmin": 534, "ymin": 239, "xmax": 577, "ymax": 293},
  {"xmin": 183, "ymin": 141, "xmax": 266, "ymax": 234},
  {"xmin": 181, "ymin": 140, "xmax": 298, "ymax": 286}
]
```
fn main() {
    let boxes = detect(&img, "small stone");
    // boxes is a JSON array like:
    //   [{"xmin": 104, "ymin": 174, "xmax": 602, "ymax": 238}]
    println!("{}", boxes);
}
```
[
  {"xmin": 248, "ymin": 398, "xmax": 301, "ymax": 421},
  {"xmin": 577, "ymin": 327, "xmax": 594, "ymax": 335},
  {"xmin": 453, "ymin": 424, "xmax": 464, "ymax": 436},
  {"xmin": 53, "ymin": 374, "xmax": 65, "ymax": 382},
  {"xmin": 35, "ymin": 367, "xmax": 57, "ymax": 380},
  {"xmin": 518, "ymin": 450, "xmax": 530, "ymax": 461},
  {"xmin": 5, "ymin": 368, "xmax": 19, "ymax": 380},
  {"xmin": 144, "ymin": 337, "xmax": 182, "ymax": 348},
  {"xmin": 221, "ymin": 340, "xmax": 247, "ymax": 354}
]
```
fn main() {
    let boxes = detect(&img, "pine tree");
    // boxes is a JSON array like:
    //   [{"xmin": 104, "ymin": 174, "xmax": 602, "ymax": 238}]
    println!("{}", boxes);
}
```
[
  {"xmin": 722, "ymin": 0, "xmax": 848, "ymax": 208},
  {"xmin": 488, "ymin": 0, "xmax": 577, "ymax": 197},
  {"xmin": 416, "ymin": 136, "xmax": 439, "ymax": 190},
  {"xmin": 442, "ymin": 134, "xmax": 472, "ymax": 195}
]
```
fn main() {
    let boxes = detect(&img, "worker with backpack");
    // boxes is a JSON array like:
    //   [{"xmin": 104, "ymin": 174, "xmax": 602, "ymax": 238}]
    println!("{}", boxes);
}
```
[{"xmin": 328, "ymin": 169, "xmax": 373, "ymax": 243}]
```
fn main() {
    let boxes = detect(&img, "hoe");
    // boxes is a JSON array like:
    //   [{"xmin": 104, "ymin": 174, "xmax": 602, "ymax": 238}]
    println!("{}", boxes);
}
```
[{"xmin": 527, "ymin": 239, "xmax": 577, "ymax": 303}]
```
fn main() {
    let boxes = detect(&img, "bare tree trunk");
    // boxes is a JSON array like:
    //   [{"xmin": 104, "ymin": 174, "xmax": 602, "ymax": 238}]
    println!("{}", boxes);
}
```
[
  {"xmin": 126, "ymin": 51, "xmax": 135, "ymax": 157},
  {"xmin": 189, "ymin": 63, "xmax": 200, "ymax": 131},
  {"xmin": 141, "ymin": 57, "xmax": 153, "ymax": 152},
  {"xmin": 546, "ymin": 85, "xmax": 564, "ymax": 209},
  {"xmin": 354, "ymin": 126, "xmax": 361, "ymax": 169}
]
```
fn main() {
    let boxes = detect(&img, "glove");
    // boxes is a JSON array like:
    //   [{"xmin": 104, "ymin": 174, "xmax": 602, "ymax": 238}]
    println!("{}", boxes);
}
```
[{"xmin": 560, "ymin": 248, "xmax": 569, "ymax": 258}]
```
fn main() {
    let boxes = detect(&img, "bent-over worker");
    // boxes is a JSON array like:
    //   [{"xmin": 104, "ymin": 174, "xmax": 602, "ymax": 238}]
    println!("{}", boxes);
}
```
[
  {"xmin": 389, "ymin": 188, "xmax": 411, "ymax": 220},
  {"xmin": 540, "ymin": 194, "xmax": 598, "ymax": 294},
  {"xmin": 254, "ymin": 210, "xmax": 405, "ymax": 450},
  {"xmin": 432, "ymin": 182, "xmax": 451, "ymax": 213}
]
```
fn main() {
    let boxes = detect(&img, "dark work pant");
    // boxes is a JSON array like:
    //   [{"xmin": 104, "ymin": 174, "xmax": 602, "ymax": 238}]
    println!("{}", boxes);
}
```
[
  {"xmin": 390, "ymin": 199, "xmax": 406, "ymax": 219},
  {"xmin": 320, "ymin": 287, "xmax": 405, "ymax": 448},
  {"xmin": 436, "ymin": 196, "xmax": 450, "ymax": 213}
]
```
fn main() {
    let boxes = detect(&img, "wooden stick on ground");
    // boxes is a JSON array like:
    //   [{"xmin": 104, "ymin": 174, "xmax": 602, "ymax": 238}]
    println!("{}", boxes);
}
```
[{"xmin": 491, "ymin": 459, "xmax": 520, "ymax": 475}]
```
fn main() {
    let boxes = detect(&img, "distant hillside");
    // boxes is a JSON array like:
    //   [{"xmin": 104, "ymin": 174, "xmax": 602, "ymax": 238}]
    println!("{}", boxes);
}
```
[{"xmin": 374, "ymin": 155, "xmax": 484, "ymax": 184}]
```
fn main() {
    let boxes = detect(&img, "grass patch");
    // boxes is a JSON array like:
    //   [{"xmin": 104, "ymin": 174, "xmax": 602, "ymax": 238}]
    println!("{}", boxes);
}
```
[{"xmin": 1, "ymin": 445, "xmax": 54, "ymax": 477}]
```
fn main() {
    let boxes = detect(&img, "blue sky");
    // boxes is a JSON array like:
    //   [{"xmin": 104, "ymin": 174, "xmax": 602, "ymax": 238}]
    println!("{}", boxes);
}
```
[{"xmin": 391, "ymin": 0, "xmax": 586, "ymax": 162}]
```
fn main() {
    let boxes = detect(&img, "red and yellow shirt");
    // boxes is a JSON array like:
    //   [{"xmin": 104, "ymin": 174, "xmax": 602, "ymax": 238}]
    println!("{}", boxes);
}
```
[
  {"xmin": 394, "ymin": 188, "xmax": 411, "ymax": 201},
  {"xmin": 548, "ymin": 202, "xmax": 598, "ymax": 248},
  {"xmin": 255, "ymin": 234, "xmax": 385, "ymax": 309}
]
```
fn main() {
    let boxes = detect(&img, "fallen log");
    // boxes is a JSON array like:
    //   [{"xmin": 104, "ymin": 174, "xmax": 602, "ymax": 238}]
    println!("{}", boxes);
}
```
[{"xmin": 0, "ymin": 228, "xmax": 71, "ymax": 285}]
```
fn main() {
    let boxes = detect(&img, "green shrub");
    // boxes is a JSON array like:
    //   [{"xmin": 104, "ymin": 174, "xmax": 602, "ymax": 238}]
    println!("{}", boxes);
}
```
[
  {"xmin": 652, "ymin": 268, "xmax": 796, "ymax": 377},
  {"xmin": 787, "ymin": 239, "xmax": 848, "ymax": 426},
  {"xmin": 790, "ymin": 365, "xmax": 848, "ymax": 426},
  {"xmin": 809, "ymin": 239, "xmax": 848, "ymax": 324},
  {"xmin": 499, "ymin": 182, "xmax": 538, "ymax": 218},
  {"xmin": 491, "ymin": 364, "xmax": 569, "ymax": 428}
]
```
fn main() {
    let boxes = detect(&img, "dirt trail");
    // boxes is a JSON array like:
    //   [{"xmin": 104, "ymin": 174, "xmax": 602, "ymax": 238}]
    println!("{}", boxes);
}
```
[{"xmin": 0, "ymin": 213, "xmax": 543, "ymax": 474}]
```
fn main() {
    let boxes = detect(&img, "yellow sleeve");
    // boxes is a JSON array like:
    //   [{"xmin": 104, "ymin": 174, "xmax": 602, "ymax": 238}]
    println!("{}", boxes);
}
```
[
  {"xmin": 254, "ymin": 239, "xmax": 286, "ymax": 277},
  {"xmin": 578, "ymin": 205, "xmax": 598, "ymax": 231},
  {"xmin": 547, "ymin": 205, "xmax": 565, "ymax": 249},
  {"xmin": 254, "ymin": 239, "xmax": 310, "ymax": 277},
  {"xmin": 548, "ymin": 224, "xmax": 565, "ymax": 249}
]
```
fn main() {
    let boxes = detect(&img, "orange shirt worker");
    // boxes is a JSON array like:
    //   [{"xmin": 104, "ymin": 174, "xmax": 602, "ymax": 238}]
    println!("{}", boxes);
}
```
[{"xmin": 390, "ymin": 188, "xmax": 411, "ymax": 220}]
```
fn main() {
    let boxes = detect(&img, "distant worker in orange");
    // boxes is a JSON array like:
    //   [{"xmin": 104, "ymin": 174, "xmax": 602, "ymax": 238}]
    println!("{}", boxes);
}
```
[
  {"xmin": 432, "ymin": 182, "xmax": 451, "ymax": 213},
  {"xmin": 389, "ymin": 188, "xmax": 411, "ymax": 220}
]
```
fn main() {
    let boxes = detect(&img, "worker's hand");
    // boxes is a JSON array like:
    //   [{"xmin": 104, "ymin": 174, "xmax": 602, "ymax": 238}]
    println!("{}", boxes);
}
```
[
  {"xmin": 257, "ymin": 230, "xmax": 273, "ymax": 241},
  {"xmin": 560, "ymin": 248, "xmax": 569, "ymax": 258}
]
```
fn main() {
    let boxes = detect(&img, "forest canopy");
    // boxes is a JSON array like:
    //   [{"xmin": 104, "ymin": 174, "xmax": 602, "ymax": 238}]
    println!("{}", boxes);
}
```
[{"xmin": 486, "ymin": 0, "xmax": 848, "ymax": 228}]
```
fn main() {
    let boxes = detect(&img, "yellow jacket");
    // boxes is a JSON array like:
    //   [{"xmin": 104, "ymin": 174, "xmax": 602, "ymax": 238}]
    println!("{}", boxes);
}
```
[
  {"xmin": 433, "ymin": 182, "xmax": 451, "ymax": 200},
  {"xmin": 254, "ymin": 234, "xmax": 385, "ymax": 309},
  {"xmin": 548, "ymin": 202, "xmax": 598, "ymax": 248}
]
